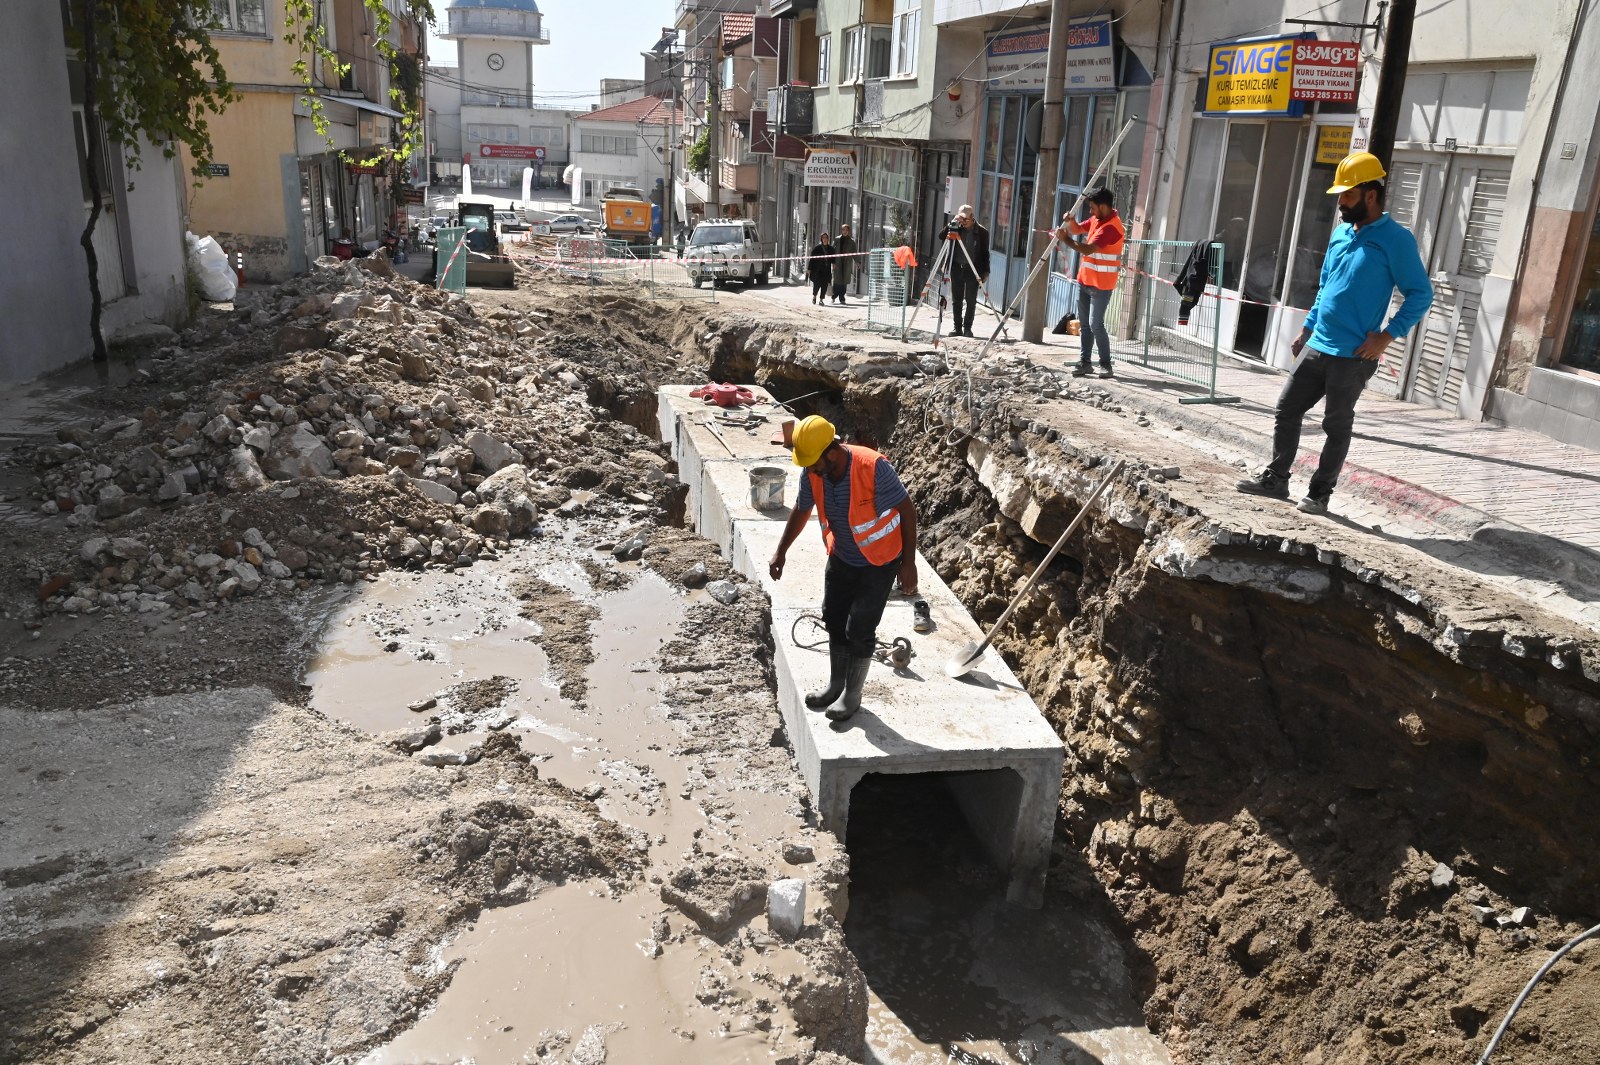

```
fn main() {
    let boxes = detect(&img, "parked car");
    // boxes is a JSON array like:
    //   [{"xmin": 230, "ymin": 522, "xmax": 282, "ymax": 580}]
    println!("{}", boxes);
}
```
[
  {"xmin": 683, "ymin": 219, "xmax": 774, "ymax": 287},
  {"xmin": 495, "ymin": 210, "xmax": 529, "ymax": 233},
  {"xmin": 529, "ymin": 212, "xmax": 591, "ymax": 235}
]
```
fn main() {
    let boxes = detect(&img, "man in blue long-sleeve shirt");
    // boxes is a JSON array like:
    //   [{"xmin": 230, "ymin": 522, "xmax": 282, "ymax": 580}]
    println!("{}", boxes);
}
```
[{"xmin": 1238, "ymin": 151, "xmax": 1434, "ymax": 515}]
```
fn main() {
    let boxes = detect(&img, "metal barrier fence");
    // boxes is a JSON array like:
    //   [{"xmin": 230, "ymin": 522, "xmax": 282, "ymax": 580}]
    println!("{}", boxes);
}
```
[
  {"xmin": 1047, "ymin": 239, "xmax": 1237, "ymax": 404},
  {"xmin": 864, "ymin": 248, "xmax": 913, "ymax": 334}
]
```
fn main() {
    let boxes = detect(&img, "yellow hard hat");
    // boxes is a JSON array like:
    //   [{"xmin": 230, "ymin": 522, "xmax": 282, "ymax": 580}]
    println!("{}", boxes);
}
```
[
  {"xmin": 1327, "ymin": 151, "xmax": 1386, "ymax": 194},
  {"xmin": 790, "ymin": 414, "xmax": 836, "ymax": 467}
]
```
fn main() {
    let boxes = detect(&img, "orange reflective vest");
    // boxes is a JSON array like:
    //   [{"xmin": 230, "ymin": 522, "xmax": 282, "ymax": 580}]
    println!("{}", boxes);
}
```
[
  {"xmin": 1075, "ymin": 210, "xmax": 1125, "ymax": 291},
  {"xmin": 807, "ymin": 445, "xmax": 904, "ymax": 565}
]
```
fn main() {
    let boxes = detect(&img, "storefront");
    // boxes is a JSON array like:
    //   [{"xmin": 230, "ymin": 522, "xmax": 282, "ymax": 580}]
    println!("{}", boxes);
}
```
[
  {"xmin": 976, "ymin": 18, "xmax": 1146, "ymax": 309},
  {"xmin": 859, "ymin": 144, "xmax": 917, "ymax": 262}
]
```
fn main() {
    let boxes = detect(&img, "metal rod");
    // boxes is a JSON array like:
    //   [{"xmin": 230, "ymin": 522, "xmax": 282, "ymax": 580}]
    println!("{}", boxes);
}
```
[
  {"xmin": 953, "ymin": 460, "xmax": 1123, "ymax": 670},
  {"xmin": 975, "ymin": 117, "xmax": 1139, "ymax": 362}
]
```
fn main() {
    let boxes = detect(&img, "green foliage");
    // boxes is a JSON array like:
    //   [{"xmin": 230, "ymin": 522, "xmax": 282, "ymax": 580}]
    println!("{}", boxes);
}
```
[
  {"xmin": 64, "ymin": 0, "xmax": 239, "ymax": 178},
  {"xmin": 65, "ymin": 0, "xmax": 433, "ymax": 182},
  {"xmin": 687, "ymin": 129, "xmax": 710, "ymax": 175},
  {"xmin": 282, "ymin": 0, "xmax": 433, "ymax": 164}
]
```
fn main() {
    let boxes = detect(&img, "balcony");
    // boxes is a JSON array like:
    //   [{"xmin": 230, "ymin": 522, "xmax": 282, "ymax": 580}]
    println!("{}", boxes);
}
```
[
  {"xmin": 858, "ymin": 78, "xmax": 885, "ymax": 126},
  {"xmin": 444, "ymin": 9, "xmax": 550, "ymax": 43},
  {"xmin": 720, "ymin": 160, "xmax": 759, "ymax": 193},
  {"xmin": 767, "ymin": 85, "xmax": 813, "ymax": 136}
]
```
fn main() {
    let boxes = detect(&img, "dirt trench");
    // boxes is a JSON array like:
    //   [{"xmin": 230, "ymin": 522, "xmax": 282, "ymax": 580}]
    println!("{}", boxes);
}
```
[{"xmin": 687, "ymin": 311, "xmax": 1600, "ymax": 1065}]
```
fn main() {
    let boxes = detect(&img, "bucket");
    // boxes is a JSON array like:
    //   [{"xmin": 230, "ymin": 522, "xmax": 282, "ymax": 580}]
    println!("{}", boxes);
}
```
[{"xmin": 749, "ymin": 465, "xmax": 786, "ymax": 510}]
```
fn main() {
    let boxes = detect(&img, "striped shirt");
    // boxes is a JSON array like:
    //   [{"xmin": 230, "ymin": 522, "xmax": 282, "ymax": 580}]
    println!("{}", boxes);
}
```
[{"xmin": 796, "ymin": 453, "xmax": 908, "ymax": 567}]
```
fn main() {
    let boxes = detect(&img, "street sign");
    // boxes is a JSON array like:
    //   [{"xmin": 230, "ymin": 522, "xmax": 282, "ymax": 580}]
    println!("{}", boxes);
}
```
[
  {"xmin": 1291, "ymin": 40, "xmax": 1359, "ymax": 103},
  {"xmin": 207, "ymin": 163, "xmax": 230, "ymax": 178},
  {"xmin": 479, "ymin": 145, "xmax": 546, "ymax": 160},
  {"xmin": 803, "ymin": 149, "xmax": 856, "ymax": 188},
  {"xmin": 1204, "ymin": 35, "xmax": 1308, "ymax": 116}
]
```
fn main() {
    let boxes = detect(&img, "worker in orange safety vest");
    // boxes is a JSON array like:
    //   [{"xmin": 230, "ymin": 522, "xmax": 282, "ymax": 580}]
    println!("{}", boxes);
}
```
[
  {"xmin": 769, "ymin": 415, "xmax": 919, "ymax": 723},
  {"xmin": 1055, "ymin": 186, "xmax": 1125, "ymax": 379}
]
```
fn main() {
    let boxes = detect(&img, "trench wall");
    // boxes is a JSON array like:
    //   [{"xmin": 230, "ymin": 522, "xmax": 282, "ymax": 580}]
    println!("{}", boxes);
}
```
[{"xmin": 682, "ymin": 311, "xmax": 1600, "ymax": 1062}]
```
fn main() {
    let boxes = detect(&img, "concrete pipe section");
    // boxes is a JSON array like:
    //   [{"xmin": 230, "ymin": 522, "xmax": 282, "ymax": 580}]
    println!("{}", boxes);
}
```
[{"xmin": 658, "ymin": 386, "xmax": 1064, "ymax": 907}]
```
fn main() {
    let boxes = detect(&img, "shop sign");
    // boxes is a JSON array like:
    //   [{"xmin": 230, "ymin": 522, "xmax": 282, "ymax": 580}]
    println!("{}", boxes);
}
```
[
  {"xmin": 1204, "ymin": 35, "xmax": 1306, "ymax": 116},
  {"xmin": 984, "ymin": 17, "xmax": 1116, "ymax": 93},
  {"xmin": 1316, "ymin": 125, "xmax": 1354, "ymax": 164},
  {"xmin": 346, "ymin": 160, "xmax": 382, "ymax": 175},
  {"xmin": 1292, "ymin": 40, "xmax": 1359, "ymax": 103},
  {"xmin": 480, "ymin": 144, "xmax": 546, "ymax": 160},
  {"xmin": 804, "ymin": 148, "xmax": 857, "ymax": 188}
]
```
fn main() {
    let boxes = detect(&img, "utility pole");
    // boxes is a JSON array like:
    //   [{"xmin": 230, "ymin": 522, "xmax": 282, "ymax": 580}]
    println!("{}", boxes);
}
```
[
  {"xmin": 1366, "ymin": 0, "xmax": 1415, "ymax": 168},
  {"xmin": 1021, "ymin": 0, "xmax": 1070, "ymax": 343},
  {"xmin": 707, "ymin": 51, "xmax": 721, "ymax": 218},
  {"xmin": 666, "ymin": 47, "xmax": 678, "ymax": 246}
]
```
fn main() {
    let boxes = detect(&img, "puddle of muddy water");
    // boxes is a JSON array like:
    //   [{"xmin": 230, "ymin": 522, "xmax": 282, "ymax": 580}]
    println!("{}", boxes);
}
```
[
  {"xmin": 312, "ymin": 537, "xmax": 820, "ymax": 1063},
  {"xmin": 363, "ymin": 882, "xmax": 806, "ymax": 1065},
  {"xmin": 845, "ymin": 775, "xmax": 1172, "ymax": 1065}
]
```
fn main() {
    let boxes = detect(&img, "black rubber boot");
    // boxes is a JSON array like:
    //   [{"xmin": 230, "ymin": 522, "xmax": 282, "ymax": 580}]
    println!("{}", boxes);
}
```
[
  {"xmin": 806, "ymin": 648, "xmax": 849, "ymax": 710},
  {"xmin": 826, "ymin": 657, "xmax": 873, "ymax": 722}
]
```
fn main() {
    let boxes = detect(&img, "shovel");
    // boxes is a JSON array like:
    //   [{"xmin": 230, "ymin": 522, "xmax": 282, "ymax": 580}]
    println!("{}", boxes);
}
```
[{"xmin": 945, "ymin": 459, "xmax": 1125, "ymax": 678}]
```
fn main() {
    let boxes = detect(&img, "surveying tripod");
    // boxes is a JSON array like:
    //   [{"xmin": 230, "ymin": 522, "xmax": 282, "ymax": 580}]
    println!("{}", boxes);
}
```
[{"xmin": 901, "ymin": 224, "xmax": 1011, "ymax": 345}]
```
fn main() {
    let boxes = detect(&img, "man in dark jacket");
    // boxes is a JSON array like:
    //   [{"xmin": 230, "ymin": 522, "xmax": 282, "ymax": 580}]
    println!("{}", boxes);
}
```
[{"xmin": 949, "ymin": 205, "xmax": 990, "ymax": 337}]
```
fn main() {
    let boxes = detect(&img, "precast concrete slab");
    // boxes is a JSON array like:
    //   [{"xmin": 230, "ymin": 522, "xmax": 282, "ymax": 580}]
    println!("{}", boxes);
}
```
[{"xmin": 658, "ymin": 386, "xmax": 1065, "ymax": 906}]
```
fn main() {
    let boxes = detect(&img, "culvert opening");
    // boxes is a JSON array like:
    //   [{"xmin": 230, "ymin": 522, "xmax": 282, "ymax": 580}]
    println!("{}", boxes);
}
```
[{"xmin": 843, "ymin": 771, "xmax": 1160, "ymax": 1062}]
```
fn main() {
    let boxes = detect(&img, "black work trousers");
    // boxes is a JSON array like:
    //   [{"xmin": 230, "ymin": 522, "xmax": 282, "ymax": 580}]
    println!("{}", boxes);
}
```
[
  {"xmin": 821, "ymin": 554, "xmax": 900, "ymax": 659},
  {"xmin": 951, "ymin": 270, "xmax": 981, "ymax": 332},
  {"xmin": 1267, "ymin": 351, "xmax": 1380, "ymax": 498}
]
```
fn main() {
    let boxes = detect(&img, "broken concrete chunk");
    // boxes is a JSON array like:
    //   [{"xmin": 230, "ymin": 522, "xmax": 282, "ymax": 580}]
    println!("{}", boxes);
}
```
[
  {"xmin": 410, "ymin": 477, "xmax": 458, "ymax": 507},
  {"xmin": 407, "ymin": 696, "xmax": 438, "ymax": 713},
  {"xmin": 465, "ymin": 430, "xmax": 520, "ymax": 474},
  {"xmin": 263, "ymin": 424, "xmax": 335, "ymax": 481},
  {"xmin": 706, "ymin": 579, "xmax": 740, "ymax": 605},
  {"xmin": 1430, "ymin": 862, "xmax": 1456, "ymax": 890},
  {"xmin": 1508, "ymin": 906, "xmax": 1533, "ymax": 927},
  {"xmin": 383, "ymin": 723, "xmax": 442, "ymax": 753},
  {"xmin": 767, "ymin": 878, "xmax": 806, "ymax": 939},
  {"xmin": 781, "ymin": 842, "xmax": 815, "ymax": 865},
  {"xmin": 680, "ymin": 562, "xmax": 708, "ymax": 589}
]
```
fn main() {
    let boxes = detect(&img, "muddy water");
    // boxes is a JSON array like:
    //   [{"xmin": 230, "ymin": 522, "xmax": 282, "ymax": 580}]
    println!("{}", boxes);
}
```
[
  {"xmin": 367, "ymin": 883, "xmax": 807, "ymax": 1065},
  {"xmin": 846, "ymin": 775, "xmax": 1172, "ymax": 1065},
  {"xmin": 311, "ymin": 537, "xmax": 821, "ymax": 1062}
]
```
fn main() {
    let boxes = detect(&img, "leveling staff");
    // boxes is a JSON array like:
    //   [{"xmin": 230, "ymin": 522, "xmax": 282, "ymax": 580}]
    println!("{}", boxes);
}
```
[{"xmin": 769, "ymin": 416, "xmax": 919, "ymax": 723}]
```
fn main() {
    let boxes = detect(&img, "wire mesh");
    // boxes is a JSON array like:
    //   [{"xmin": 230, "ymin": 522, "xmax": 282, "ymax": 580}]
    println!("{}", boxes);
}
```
[
  {"xmin": 864, "ymin": 248, "xmax": 912, "ymax": 334},
  {"xmin": 1096, "ymin": 239, "xmax": 1237, "ymax": 403}
]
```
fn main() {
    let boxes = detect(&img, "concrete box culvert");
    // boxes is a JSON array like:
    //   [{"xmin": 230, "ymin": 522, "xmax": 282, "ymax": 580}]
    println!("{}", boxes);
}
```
[{"xmin": 659, "ymin": 384, "xmax": 1066, "ymax": 908}]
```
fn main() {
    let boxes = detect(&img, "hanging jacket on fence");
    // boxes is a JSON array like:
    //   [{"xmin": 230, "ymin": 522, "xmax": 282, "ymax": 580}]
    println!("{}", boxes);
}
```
[{"xmin": 1174, "ymin": 239, "xmax": 1212, "ymax": 325}]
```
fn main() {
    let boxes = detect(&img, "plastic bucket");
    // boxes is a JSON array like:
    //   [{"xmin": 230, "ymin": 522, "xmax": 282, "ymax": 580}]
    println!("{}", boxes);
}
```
[{"xmin": 749, "ymin": 465, "xmax": 786, "ymax": 510}]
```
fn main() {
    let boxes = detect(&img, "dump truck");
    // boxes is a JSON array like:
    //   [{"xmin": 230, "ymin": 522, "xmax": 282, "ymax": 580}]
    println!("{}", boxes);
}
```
[{"xmin": 600, "ymin": 187, "xmax": 655, "ymax": 249}]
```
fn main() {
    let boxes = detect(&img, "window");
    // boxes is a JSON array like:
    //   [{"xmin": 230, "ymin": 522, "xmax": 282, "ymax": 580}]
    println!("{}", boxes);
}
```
[
  {"xmin": 466, "ymin": 124, "xmax": 518, "ymax": 143},
  {"xmin": 842, "ymin": 25, "xmax": 891, "ymax": 82},
  {"xmin": 528, "ymin": 126, "xmax": 564, "ymax": 147},
  {"xmin": 891, "ymin": 0, "xmax": 918, "ymax": 76},
  {"xmin": 213, "ymin": 0, "xmax": 266, "ymax": 34},
  {"xmin": 818, "ymin": 34, "xmax": 832, "ymax": 85},
  {"xmin": 580, "ymin": 133, "xmax": 637, "ymax": 155}
]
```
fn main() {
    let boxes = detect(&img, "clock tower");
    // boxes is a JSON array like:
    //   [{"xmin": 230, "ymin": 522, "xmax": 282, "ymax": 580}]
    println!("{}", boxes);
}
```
[{"xmin": 443, "ymin": 0, "xmax": 554, "ymax": 187}]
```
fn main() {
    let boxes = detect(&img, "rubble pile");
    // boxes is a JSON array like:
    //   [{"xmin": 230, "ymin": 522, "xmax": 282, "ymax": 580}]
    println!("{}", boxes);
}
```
[{"xmin": 16, "ymin": 259, "xmax": 684, "ymax": 618}]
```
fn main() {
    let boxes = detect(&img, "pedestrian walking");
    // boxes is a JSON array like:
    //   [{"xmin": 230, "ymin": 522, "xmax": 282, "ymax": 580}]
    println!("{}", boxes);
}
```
[
  {"xmin": 832, "ymin": 223, "xmax": 858, "ymax": 304},
  {"xmin": 949, "ymin": 205, "xmax": 991, "ymax": 337},
  {"xmin": 809, "ymin": 233, "xmax": 834, "ymax": 304},
  {"xmin": 1056, "ymin": 187, "xmax": 1124, "ymax": 378},
  {"xmin": 1237, "ymin": 151, "xmax": 1434, "ymax": 515},
  {"xmin": 769, "ymin": 416, "xmax": 919, "ymax": 723}
]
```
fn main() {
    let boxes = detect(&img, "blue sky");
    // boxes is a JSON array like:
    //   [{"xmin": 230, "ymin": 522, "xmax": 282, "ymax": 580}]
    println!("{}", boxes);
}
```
[{"xmin": 425, "ymin": 0, "xmax": 674, "ymax": 103}]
